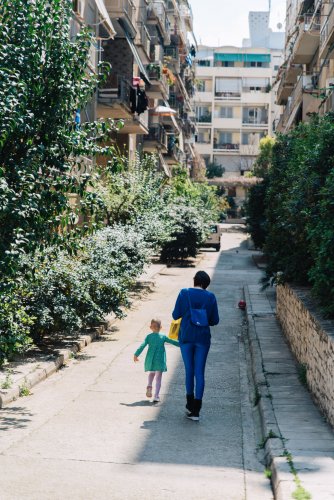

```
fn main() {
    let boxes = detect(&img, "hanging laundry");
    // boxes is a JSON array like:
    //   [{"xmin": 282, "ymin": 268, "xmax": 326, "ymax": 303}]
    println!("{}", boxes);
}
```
[
  {"xmin": 130, "ymin": 84, "xmax": 149, "ymax": 115},
  {"xmin": 136, "ymin": 85, "xmax": 148, "ymax": 115},
  {"xmin": 185, "ymin": 54, "xmax": 192, "ymax": 67},
  {"xmin": 190, "ymin": 45, "xmax": 196, "ymax": 58}
]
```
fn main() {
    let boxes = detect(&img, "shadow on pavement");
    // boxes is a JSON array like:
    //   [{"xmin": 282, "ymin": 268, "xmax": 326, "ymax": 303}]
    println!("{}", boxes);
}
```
[{"xmin": 132, "ymin": 235, "xmax": 262, "ymax": 469}]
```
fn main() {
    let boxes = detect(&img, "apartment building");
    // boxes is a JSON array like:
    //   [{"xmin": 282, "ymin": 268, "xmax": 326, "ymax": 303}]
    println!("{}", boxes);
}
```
[
  {"xmin": 85, "ymin": 0, "xmax": 200, "ymax": 176},
  {"xmin": 275, "ymin": 0, "xmax": 334, "ymax": 133},
  {"xmin": 194, "ymin": 45, "xmax": 282, "ymax": 209}
]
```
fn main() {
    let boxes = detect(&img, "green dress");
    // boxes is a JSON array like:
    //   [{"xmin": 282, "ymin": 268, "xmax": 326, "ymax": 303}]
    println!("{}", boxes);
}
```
[{"xmin": 134, "ymin": 333, "xmax": 179, "ymax": 372}]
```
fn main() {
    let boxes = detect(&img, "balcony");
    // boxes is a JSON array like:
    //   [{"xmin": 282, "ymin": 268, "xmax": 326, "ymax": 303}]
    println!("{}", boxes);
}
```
[
  {"xmin": 276, "ymin": 75, "xmax": 318, "ymax": 133},
  {"xmin": 290, "ymin": 14, "xmax": 321, "ymax": 65},
  {"xmin": 179, "ymin": 4, "xmax": 193, "ymax": 31},
  {"xmin": 97, "ymin": 77, "xmax": 149, "ymax": 135},
  {"xmin": 323, "ymin": 90, "xmax": 334, "ymax": 113},
  {"xmin": 164, "ymin": 45, "xmax": 180, "ymax": 73},
  {"xmin": 145, "ymin": 63, "xmax": 170, "ymax": 99},
  {"xmin": 166, "ymin": 138, "xmax": 184, "ymax": 164},
  {"xmin": 277, "ymin": 74, "xmax": 292, "ymax": 106},
  {"xmin": 135, "ymin": 22, "xmax": 151, "ymax": 60},
  {"xmin": 215, "ymin": 91, "xmax": 241, "ymax": 101},
  {"xmin": 142, "ymin": 124, "xmax": 168, "ymax": 152},
  {"xmin": 147, "ymin": 0, "xmax": 171, "ymax": 45},
  {"xmin": 196, "ymin": 113, "xmax": 212, "ymax": 124},
  {"xmin": 276, "ymin": 65, "xmax": 302, "ymax": 105},
  {"xmin": 320, "ymin": 6, "xmax": 334, "ymax": 59},
  {"xmin": 242, "ymin": 119, "xmax": 268, "ymax": 128},
  {"xmin": 213, "ymin": 143, "xmax": 240, "ymax": 153},
  {"xmin": 105, "ymin": 0, "xmax": 137, "ymax": 37},
  {"xmin": 98, "ymin": 77, "xmax": 132, "ymax": 119}
]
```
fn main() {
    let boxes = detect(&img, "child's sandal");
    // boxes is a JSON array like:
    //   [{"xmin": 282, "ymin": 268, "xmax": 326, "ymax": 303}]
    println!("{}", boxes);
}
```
[{"xmin": 146, "ymin": 386, "xmax": 152, "ymax": 398}]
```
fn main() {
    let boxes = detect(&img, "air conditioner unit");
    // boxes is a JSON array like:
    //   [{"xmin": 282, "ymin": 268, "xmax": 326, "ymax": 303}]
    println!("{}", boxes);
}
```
[{"xmin": 73, "ymin": 0, "xmax": 85, "ymax": 20}]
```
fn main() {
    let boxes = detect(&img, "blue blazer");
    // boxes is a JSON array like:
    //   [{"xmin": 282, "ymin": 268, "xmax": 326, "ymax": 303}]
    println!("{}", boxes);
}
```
[{"xmin": 172, "ymin": 288, "xmax": 219, "ymax": 345}]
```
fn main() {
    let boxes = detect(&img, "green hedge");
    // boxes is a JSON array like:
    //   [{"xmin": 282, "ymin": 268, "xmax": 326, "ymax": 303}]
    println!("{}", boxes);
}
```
[{"xmin": 245, "ymin": 114, "xmax": 334, "ymax": 316}]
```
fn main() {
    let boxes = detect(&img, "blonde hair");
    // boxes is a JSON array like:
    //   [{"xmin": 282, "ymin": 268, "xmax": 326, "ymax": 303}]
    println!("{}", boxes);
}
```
[{"xmin": 151, "ymin": 318, "xmax": 162, "ymax": 328}]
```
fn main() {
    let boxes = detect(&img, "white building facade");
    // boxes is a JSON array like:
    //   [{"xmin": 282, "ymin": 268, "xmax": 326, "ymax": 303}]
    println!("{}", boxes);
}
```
[{"xmin": 194, "ymin": 45, "xmax": 281, "ymax": 177}]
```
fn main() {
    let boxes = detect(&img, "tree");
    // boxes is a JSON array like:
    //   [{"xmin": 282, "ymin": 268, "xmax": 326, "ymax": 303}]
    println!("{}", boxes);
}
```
[
  {"xmin": 244, "ymin": 136, "xmax": 275, "ymax": 248},
  {"xmin": 205, "ymin": 161, "xmax": 225, "ymax": 179},
  {"xmin": 0, "ymin": 0, "xmax": 119, "ymax": 363},
  {"xmin": 0, "ymin": 0, "xmax": 117, "ymax": 277}
]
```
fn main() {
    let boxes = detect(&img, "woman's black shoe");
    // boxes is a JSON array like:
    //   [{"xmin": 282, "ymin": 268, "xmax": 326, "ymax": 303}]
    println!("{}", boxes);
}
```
[
  {"xmin": 186, "ymin": 399, "xmax": 202, "ymax": 421},
  {"xmin": 186, "ymin": 394, "xmax": 194, "ymax": 413}
]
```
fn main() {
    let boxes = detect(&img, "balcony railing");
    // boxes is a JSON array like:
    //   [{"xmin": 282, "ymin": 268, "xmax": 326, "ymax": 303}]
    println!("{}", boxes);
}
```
[
  {"xmin": 164, "ymin": 45, "xmax": 179, "ymax": 60},
  {"xmin": 179, "ymin": 4, "xmax": 193, "ymax": 30},
  {"xmin": 242, "ymin": 119, "xmax": 268, "ymax": 126},
  {"xmin": 98, "ymin": 76, "xmax": 131, "ymax": 108},
  {"xmin": 105, "ymin": 0, "xmax": 136, "ymax": 36},
  {"xmin": 136, "ymin": 22, "xmax": 151, "ymax": 58},
  {"xmin": 147, "ymin": 0, "xmax": 170, "ymax": 43},
  {"xmin": 213, "ymin": 143, "xmax": 240, "ymax": 151},
  {"xmin": 167, "ymin": 143, "xmax": 183, "ymax": 161},
  {"xmin": 196, "ymin": 113, "xmax": 212, "ymax": 123},
  {"xmin": 215, "ymin": 91, "xmax": 241, "ymax": 100},
  {"xmin": 320, "ymin": 6, "xmax": 334, "ymax": 56},
  {"xmin": 143, "ymin": 124, "xmax": 167, "ymax": 148},
  {"xmin": 290, "ymin": 13, "xmax": 320, "ymax": 64},
  {"xmin": 145, "ymin": 62, "xmax": 168, "ymax": 87}
]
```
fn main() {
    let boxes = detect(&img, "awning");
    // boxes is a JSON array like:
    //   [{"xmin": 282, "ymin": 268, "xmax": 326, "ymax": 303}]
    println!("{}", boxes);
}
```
[
  {"xmin": 124, "ymin": 30, "xmax": 151, "ymax": 85},
  {"xmin": 214, "ymin": 53, "xmax": 271, "ymax": 63},
  {"xmin": 95, "ymin": 0, "xmax": 116, "ymax": 38}
]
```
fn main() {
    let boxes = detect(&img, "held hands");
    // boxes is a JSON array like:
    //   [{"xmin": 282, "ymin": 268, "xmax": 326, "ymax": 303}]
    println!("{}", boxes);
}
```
[{"xmin": 134, "ymin": 355, "xmax": 139, "ymax": 362}]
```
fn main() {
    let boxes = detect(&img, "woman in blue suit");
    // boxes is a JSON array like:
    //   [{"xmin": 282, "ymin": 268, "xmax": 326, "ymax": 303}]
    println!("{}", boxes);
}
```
[{"xmin": 172, "ymin": 270, "xmax": 219, "ymax": 421}]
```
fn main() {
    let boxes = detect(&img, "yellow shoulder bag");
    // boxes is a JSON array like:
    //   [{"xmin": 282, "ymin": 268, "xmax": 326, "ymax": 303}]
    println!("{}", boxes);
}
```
[{"xmin": 168, "ymin": 318, "xmax": 181, "ymax": 340}]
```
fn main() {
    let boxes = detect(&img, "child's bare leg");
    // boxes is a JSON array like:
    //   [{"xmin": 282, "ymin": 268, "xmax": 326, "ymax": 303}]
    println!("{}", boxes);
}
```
[
  {"xmin": 154, "ymin": 371, "xmax": 163, "ymax": 398},
  {"xmin": 146, "ymin": 372, "xmax": 155, "ymax": 397}
]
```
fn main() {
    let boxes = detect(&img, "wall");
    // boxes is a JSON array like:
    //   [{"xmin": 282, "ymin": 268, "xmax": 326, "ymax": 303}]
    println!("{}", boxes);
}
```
[{"xmin": 277, "ymin": 284, "xmax": 334, "ymax": 427}]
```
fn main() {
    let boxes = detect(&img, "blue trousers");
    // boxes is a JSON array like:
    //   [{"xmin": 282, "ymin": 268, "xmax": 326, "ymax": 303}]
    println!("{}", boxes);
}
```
[{"xmin": 180, "ymin": 342, "xmax": 210, "ymax": 400}]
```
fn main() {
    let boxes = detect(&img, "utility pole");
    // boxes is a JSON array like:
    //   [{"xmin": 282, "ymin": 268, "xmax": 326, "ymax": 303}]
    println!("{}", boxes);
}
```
[{"xmin": 268, "ymin": 0, "xmax": 271, "ymax": 12}]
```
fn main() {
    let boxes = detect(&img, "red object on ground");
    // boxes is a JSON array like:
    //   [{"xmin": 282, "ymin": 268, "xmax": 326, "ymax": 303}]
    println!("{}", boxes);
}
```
[{"xmin": 238, "ymin": 300, "xmax": 246, "ymax": 310}]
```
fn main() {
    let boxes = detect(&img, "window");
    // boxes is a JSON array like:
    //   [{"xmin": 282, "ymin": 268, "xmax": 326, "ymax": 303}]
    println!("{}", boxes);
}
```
[
  {"xmin": 215, "ymin": 107, "xmax": 233, "ymax": 118},
  {"xmin": 215, "ymin": 78, "xmax": 241, "ymax": 97},
  {"xmin": 242, "ymin": 107, "xmax": 268, "ymax": 124},
  {"xmin": 244, "ymin": 61, "xmax": 269, "ymax": 68},
  {"xmin": 214, "ymin": 132, "xmax": 232, "ymax": 146},
  {"xmin": 197, "ymin": 80, "xmax": 205, "ymax": 92},
  {"xmin": 198, "ymin": 60, "xmax": 211, "ymax": 67},
  {"xmin": 195, "ymin": 106, "xmax": 212, "ymax": 123}
]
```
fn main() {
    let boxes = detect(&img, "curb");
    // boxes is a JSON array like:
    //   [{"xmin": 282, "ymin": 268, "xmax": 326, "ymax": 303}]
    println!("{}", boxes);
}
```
[
  {"xmin": 0, "ymin": 266, "xmax": 167, "ymax": 410},
  {"xmin": 244, "ymin": 285, "xmax": 296, "ymax": 500},
  {"xmin": 0, "ymin": 323, "xmax": 108, "ymax": 409}
]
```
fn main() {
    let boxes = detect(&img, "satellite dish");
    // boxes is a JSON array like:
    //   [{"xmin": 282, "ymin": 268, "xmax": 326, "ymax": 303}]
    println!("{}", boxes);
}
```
[{"xmin": 277, "ymin": 22, "xmax": 283, "ymax": 30}]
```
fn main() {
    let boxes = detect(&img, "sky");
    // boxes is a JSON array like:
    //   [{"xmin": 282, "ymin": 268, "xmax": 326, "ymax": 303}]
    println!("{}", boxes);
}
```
[{"xmin": 190, "ymin": 0, "xmax": 286, "ymax": 47}]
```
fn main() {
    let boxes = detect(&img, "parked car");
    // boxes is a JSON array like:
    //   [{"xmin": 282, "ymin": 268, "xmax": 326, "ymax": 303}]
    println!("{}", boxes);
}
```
[{"xmin": 203, "ymin": 224, "xmax": 223, "ymax": 252}]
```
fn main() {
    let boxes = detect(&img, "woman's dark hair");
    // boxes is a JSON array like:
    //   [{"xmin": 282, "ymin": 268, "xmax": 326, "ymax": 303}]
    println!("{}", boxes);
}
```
[{"xmin": 194, "ymin": 271, "xmax": 211, "ymax": 289}]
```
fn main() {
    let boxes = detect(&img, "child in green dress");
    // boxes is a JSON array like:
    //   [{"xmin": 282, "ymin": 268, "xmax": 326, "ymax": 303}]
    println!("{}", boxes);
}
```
[{"xmin": 134, "ymin": 318, "xmax": 179, "ymax": 402}]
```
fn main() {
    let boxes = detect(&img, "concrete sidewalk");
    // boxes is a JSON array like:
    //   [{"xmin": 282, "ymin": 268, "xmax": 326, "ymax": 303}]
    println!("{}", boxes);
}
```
[{"xmin": 245, "ymin": 282, "xmax": 334, "ymax": 499}]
